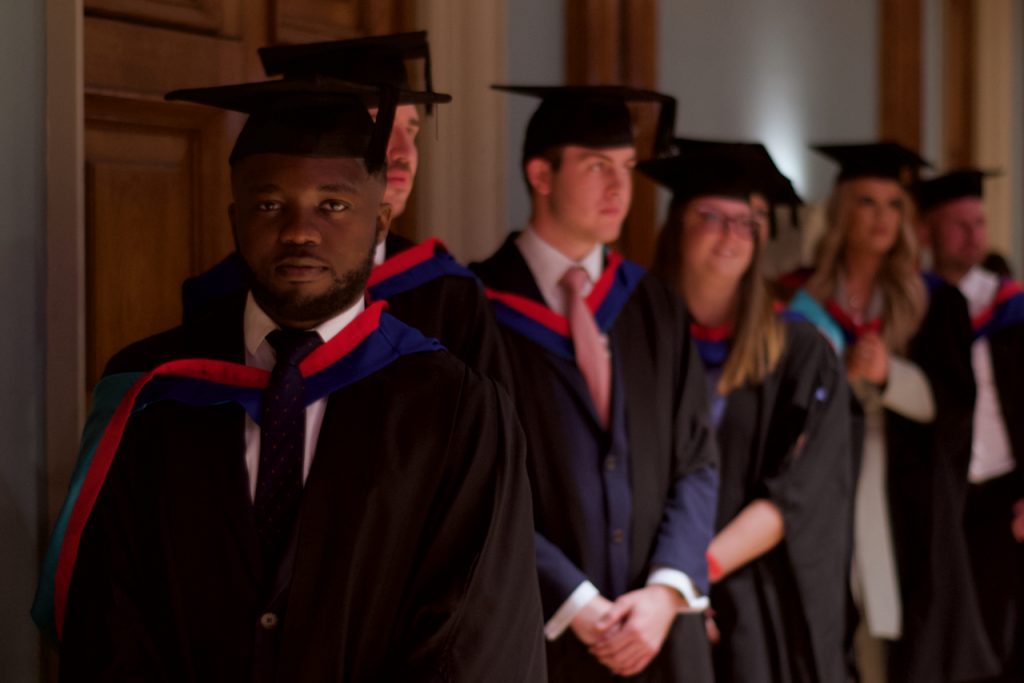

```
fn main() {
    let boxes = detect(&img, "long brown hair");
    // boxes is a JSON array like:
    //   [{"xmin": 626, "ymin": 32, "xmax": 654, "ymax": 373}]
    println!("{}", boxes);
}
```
[
  {"xmin": 653, "ymin": 198, "xmax": 785, "ymax": 394},
  {"xmin": 805, "ymin": 181, "xmax": 926, "ymax": 354}
]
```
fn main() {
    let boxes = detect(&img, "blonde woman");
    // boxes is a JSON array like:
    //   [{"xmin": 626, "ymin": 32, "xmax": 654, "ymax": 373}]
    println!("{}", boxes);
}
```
[
  {"xmin": 790, "ymin": 143, "xmax": 979, "ymax": 683},
  {"xmin": 641, "ymin": 143, "xmax": 853, "ymax": 683}
]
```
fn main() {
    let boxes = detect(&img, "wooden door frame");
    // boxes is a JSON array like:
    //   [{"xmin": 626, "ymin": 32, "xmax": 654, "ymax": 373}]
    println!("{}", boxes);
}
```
[
  {"xmin": 942, "ymin": 0, "xmax": 975, "ymax": 167},
  {"xmin": 41, "ymin": 1, "xmax": 83, "ymax": 679},
  {"xmin": 44, "ymin": 0, "xmax": 85, "ymax": 538},
  {"xmin": 879, "ymin": 0, "xmax": 922, "ymax": 150}
]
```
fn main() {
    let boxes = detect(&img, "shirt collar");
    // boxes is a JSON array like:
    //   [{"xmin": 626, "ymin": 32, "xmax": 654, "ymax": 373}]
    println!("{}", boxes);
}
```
[
  {"xmin": 515, "ymin": 226, "xmax": 604, "ymax": 312},
  {"xmin": 373, "ymin": 239, "xmax": 387, "ymax": 266},
  {"xmin": 957, "ymin": 266, "xmax": 1000, "ymax": 318},
  {"xmin": 835, "ymin": 270, "xmax": 884, "ymax": 322},
  {"xmin": 243, "ymin": 291, "xmax": 366, "ymax": 363}
]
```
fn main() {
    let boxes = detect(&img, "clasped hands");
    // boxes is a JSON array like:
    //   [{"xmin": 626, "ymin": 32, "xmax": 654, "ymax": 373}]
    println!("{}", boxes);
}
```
[
  {"xmin": 570, "ymin": 585, "xmax": 684, "ymax": 677},
  {"xmin": 845, "ymin": 332, "xmax": 889, "ymax": 386}
]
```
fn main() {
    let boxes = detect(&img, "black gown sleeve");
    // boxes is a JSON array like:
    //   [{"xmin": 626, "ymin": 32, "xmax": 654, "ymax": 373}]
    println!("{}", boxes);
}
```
[
  {"xmin": 386, "ymin": 276, "xmax": 516, "ymax": 395},
  {"xmin": 890, "ymin": 281, "xmax": 1002, "ymax": 682},
  {"xmin": 649, "ymin": 336, "xmax": 719, "ymax": 594},
  {"xmin": 391, "ymin": 373, "xmax": 547, "ymax": 683},
  {"xmin": 761, "ymin": 322, "xmax": 854, "ymax": 683},
  {"xmin": 447, "ymin": 278, "xmax": 516, "ymax": 396}
]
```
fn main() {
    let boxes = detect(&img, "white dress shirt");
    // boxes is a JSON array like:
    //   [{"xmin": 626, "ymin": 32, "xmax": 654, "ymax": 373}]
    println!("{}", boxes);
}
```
[
  {"xmin": 515, "ymin": 227, "xmax": 707, "ymax": 640},
  {"xmin": 515, "ymin": 227, "xmax": 604, "ymax": 309},
  {"xmin": 242, "ymin": 292, "xmax": 365, "ymax": 500},
  {"xmin": 958, "ymin": 266, "xmax": 1016, "ymax": 483}
]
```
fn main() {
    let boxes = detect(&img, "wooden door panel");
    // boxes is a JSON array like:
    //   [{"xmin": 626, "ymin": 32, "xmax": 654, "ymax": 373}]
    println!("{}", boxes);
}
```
[
  {"xmin": 85, "ymin": 16, "xmax": 246, "ymax": 96},
  {"xmin": 85, "ymin": 94, "xmax": 240, "ymax": 389},
  {"xmin": 272, "ymin": 0, "xmax": 360, "ymax": 43},
  {"xmin": 270, "ymin": 0, "xmax": 411, "ymax": 44},
  {"xmin": 86, "ymin": 95, "xmax": 241, "ymax": 266},
  {"xmin": 86, "ymin": 0, "xmax": 242, "ymax": 37},
  {"xmin": 86, "ymin": 124, "xmax": 194, "ymax": 388}
]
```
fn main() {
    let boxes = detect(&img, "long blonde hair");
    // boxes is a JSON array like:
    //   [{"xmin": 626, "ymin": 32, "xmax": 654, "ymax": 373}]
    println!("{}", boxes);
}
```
[
  {"xmin": 805, "ymin": 181, "xmax": 926, "ymax": 353},
  {"xmin": 653, "ymin": 199, "xmax": 785, "ymax": 394}
]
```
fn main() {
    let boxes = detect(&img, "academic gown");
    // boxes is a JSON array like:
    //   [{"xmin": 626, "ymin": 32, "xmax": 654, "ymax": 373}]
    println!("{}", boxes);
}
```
[
  {"xmin": 972, "ymin": 286, "xmax": 1024, "ymax": 682},
  {"xmin": 368, "ymin": 233, "xmax": 513, "ymax": 389},
  {"xmin": 878, "ymin": 280, "xmax": 1002, "ymax": 683},
  {"xmin": 910, "ymin": 275, "xmax": 1024, "ymax": 683},
  {"xmin": 780, "ymin": 274, "xmax": 994, "ymax": 682},
  {"xmin": 704, "ymin": 321, "xmax": 853, "ymax": 683},
  {"xmin": 53, "ymin": 294, "xmax": 547, "ymax": 682},
  {"xmin": 181, "ymin": 233, "xmax": 512, "ymax": 387},
  {"xmin": 472, "ymin": 235, "xmax": 718, "ymax": 683}
]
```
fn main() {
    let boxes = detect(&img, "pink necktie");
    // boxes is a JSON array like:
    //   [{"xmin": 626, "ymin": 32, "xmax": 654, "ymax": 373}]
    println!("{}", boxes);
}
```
[{"xmin": 560, "ymin": 266, "xmax": 611, "ymax": 428}]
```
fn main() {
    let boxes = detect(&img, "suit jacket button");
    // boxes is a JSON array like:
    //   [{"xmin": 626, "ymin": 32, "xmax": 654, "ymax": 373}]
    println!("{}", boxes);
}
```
[
  {"xmin": 612, "ymin": 529, "xmax": 625, "ymax": 544},
  {"xmin": 604, "ymin": 456, "xmax": 616, "ymax": 471},
  {"xmin": 260, "ymin": 612, "xmax": 279, "ymax": 630}
]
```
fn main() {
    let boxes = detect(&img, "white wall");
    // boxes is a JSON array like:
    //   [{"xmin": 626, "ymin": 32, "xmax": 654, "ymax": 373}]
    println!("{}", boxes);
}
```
[
  {"xmin": 0, "ymin": 0, "xmax": 46, "ymax": 679},
  {"xmin": 504, "ymin": 0, "xmax": 565, "ymax": 235},
  {"xmin": 658, "ymin": 1, "xmax": 879, "ymax": 205},
  {"xmin": 656, "ymin": 1, "xmax": 879, "ymax": 271}
]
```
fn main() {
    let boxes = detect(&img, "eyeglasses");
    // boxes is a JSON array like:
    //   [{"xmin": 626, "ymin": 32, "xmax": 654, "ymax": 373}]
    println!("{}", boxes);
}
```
[{"xmin": 694, "ymin": 209, "xmax": 756, "ymax": 240}]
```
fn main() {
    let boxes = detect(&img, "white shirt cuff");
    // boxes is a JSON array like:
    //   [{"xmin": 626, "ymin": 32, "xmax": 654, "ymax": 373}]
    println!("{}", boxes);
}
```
[
  {"xmin": 543, "ymin": 580, "xmax": 600, "ymax": 641},
  {"xmin": 647, "ymin": 568, "xmax": 710, "ymax": 613},
  {"xmin": 881, "ymin": 356, "xmax": 935, "ymax": 423}
]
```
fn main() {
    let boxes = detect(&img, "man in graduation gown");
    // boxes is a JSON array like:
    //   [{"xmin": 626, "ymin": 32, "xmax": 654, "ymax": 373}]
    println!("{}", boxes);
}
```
[
  {"xmin": 181, "ymin": 32, "xmax": 510, "ymax": 385},
  {"xmin": 34, "ymin": 78, "xmax": 546, "ymax": 682},
  {"xmin": 473, "ymin": 85, "xmax": 718, "ymax": 682},
  {"xmin": 917, "ymin": 169, "xmax": 1024, "ymax": 682}
]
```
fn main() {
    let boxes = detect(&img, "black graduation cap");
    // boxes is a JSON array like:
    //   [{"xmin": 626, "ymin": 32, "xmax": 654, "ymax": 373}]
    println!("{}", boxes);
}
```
[
  {"xmin": 165, "ymin": 77, "xmax": 399, "ymax": 173},
  {"xmin": 493, "ymin": 84, "xmax": 677, "ymax": 163},
  {"xmin": 671, "ymin": 138, "xmax": 802, "ymax": 206},
  {"xmin": 639, "ymin": 138, "xmax": 803, "ymax": 237},
  {"xmin": 915, "ymin": 168, "xmax": 1000, "ymax": 213},
  {"xmin": 812, "ymin": 141, "xmax": 930, "ymax": 185},
  {"xmin": 636, "ymin": 140, "xmax": 765, "ymax": 205},
  {"xmin": 258, "ymin": 31, "xmax": 451, "ymax": 112}
]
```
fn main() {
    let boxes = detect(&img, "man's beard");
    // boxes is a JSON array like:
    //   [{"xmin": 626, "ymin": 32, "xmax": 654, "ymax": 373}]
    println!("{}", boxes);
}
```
[{"xmin": 245, "ymin": 242, "xmax": 376, "ymax": 327}]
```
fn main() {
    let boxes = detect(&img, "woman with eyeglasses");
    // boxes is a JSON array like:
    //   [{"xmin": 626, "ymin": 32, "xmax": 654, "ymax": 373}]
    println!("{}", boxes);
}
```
[{"xmin": 640, "ymin": 142, "xmax": 853, "ymax": 683}]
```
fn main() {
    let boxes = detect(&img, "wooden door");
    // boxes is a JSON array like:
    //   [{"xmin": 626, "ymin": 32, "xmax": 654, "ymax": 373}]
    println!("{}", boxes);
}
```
[{"xmin": 82, "ymin": 0, "xmax": 412, "ymax": 390}]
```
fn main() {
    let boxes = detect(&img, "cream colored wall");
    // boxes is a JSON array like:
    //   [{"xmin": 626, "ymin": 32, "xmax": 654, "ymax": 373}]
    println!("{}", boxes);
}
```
[
  {"xmin": 912, "ymin": 0, "xmax": 1022, "ymax": 273},
  {"xmin": 972, "ymin": 0, "xmax": 1022, "ymax": 272},
  {"xmin": 412, "ymin": 0, "xmax": 509, "ymax": 264}
]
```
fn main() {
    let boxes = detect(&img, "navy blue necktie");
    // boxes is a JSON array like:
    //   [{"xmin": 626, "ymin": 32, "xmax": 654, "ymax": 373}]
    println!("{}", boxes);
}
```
[{"xmin": 254, "ymin": 328, "xmax": 322, "ymax": 574}]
